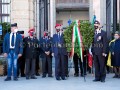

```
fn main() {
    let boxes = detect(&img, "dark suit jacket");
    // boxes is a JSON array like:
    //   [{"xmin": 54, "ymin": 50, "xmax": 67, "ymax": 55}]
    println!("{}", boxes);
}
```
[
  {"xmin": 40, "ymin": 37, "xmax": 52, "ymax": 58},
  {"xmin": 92, "ymin": 30, "xmax": 108, "ymax": 55},
  {"xmin": 24, "ymin": 36, "xmax": 39, "ymax": 59},
  {"xmin": 3, "ymin": 32, "xmax": 23, "ymax": 55},
  {"xmin": 52, "ymin": 33, "xmax": 67, "ymax": 56}
]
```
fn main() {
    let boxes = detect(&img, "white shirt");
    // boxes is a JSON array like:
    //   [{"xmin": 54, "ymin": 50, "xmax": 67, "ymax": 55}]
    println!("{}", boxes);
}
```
[
  {"xmin": 96, "ymin": 29, "xmax": 101, "ymax": 34},
  {"xmin": 10, "ymin": 32, "xmax": 16, "ymax": 49}
]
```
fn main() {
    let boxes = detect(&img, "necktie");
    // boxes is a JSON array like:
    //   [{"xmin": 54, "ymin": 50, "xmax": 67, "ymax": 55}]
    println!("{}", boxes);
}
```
[{"xmin": 11, "ymin": 33, "xmax": 14, "ymax": 47}]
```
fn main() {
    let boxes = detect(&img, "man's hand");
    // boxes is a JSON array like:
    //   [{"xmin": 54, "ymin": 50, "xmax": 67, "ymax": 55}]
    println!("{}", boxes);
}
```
[
  {"xmin": 102, "ymin": 53, "xmax": 107, "ymax": 57},
  {"xmin": 52, "ymin": 53, "xmax": 54, "ymax": 56},
  {"xmin": 45, "ymin": 52, "xmax": 50, "ymax": 55},
  {"xmin": 4, "ymin": 53, "xmax": 8, "ymax": 58},
  {"xmin": 112, "ymin": 52, "xmax": 114, "ymax": 55},
  {"xmin": 18, "ymin": 54, "xmax": 22, "ymax": 58},
  {"xmin": 47, "ymin": 51, "xmax": 50, "ymax": 55}
]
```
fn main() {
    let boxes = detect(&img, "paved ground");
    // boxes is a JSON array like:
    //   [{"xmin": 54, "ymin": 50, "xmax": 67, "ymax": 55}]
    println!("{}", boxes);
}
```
[{"xmin": 0, "ymin": 72, "xmax": 120, "ymax": 90}]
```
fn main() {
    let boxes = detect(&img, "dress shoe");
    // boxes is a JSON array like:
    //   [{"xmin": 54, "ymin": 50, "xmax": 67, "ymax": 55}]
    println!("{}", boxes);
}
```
[
  {"xmin": 65, "ymin": 75, "xmax": 69, "ymax": 77},
  {"xmin": 31, "ymin": 76, "xmax": 37, "ymax": 79},
  {"xmin": 93, "ymin": 79, "xmax": 100, "ymax": 82},
  {"xmin": 61, "ymin": 77, "xmax": 66, "ymax": 80},
  {"xmin": 113, "ymin": 75, "xmax": 118, "ymax": 78},
  {"xmin": 118, "ymin": 75, "xmax": 120, "ymax": 78},
  {"xmin": 4, "ymin": 77, "xmax": 11, "ymax": 81},
  {"xmin": 56, "ymin": 77, "xmax": 61, "ymax": 81},
  {"xmin": 26, "ymin": 77, "xmax": 30, "ymax": 80},
  {"xmin": 21, "ymin": 74, "xmax": 25, "ymax": 77},
  {"xmin": 42, "ymin": 75, "xmax": 46, "ymax": 78},
  {"xmin": 14, "ymin": 77, "xmax": 18, "ymax": 81},
  {"xmin": 48, "ymin": 75, "xmax": 53, "ymax": 77},
  {"xmin": 101, "ymin": 80, "xmax": 105, "ymax": 83},
  {"xmin": 74, "ymin": 73, "xmax": 79, "ymax": 77},
  {"xmin": 36, "ymin": 73, "xmax": 40, "ymax": 76}
]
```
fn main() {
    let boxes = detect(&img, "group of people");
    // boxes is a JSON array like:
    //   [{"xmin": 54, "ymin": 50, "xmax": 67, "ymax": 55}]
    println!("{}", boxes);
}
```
[{"xmin": 2, "ymin": 20, "xmax": 120, "ymax": 83}]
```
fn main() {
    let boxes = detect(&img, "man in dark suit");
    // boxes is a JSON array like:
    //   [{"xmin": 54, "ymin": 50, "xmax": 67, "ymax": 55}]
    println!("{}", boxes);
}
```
[
  {"xmin": 3, "ymin": 23, "xmax": 23, "ymax": 81},
  {"xmin": 33, "ymin": 33, "xmax": 40, "ymax": 76},
  {"xmin": 61, "ymin": 29, "xmax": 69, "ymax": 77},
  {"xmin": 40, "ymin": 31, "xmax": 53, "ymax": 78},
  {"xmin": 24, "ymin": 28, "xmax": 39, "ymax": 80},
  {"xmin": 52, "ymin": 24, "xmax": 67, "ymax": 80},
  {"xmin": 17, "ymin": 31, "xmax": 25, "ymax": 77},
  {"xmin": 73, "ymin": 52, "xmax": 87, "ymax": 77},
  {"xmin": 92, "ymin": 20, "xmax": 107, "ymax": 83}
]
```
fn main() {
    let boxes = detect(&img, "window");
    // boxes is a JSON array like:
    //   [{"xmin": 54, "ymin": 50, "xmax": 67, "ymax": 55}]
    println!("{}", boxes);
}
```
[{"xmin": 0, "ymin": 0, "xmax": 10, "ymax": 23}]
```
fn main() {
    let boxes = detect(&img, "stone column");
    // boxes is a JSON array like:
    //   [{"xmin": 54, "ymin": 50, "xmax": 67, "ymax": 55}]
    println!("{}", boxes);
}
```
[
  {"xmin": 100, "ymin": 0, "xmax": 106, "ymax": 31},
  {"xmin": 49, "ymin": 0, "xmax": 56, "ymax": 36}
]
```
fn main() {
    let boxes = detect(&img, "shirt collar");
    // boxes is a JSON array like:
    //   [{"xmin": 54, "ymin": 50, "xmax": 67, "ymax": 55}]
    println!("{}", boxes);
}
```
[{"xmin": 96, "ymin": 29, "xmax": 101, "ymax": 34}]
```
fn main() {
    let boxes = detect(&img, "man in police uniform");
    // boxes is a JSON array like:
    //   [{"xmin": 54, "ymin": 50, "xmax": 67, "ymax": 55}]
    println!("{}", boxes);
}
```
[
  {"xmin": 52, "ymin": 24, "xmax": 67, "ymax": 80},
  {"xmin": 24, "ymin": 28, "xmax": 39, "ymax": 80},
  {"xmin": 92, "ymin": 20, "xmax": 108, "ymax": 83},
  {"xmin": 40, "ymin": 31, "xmax": 53, "ymax": 78}
]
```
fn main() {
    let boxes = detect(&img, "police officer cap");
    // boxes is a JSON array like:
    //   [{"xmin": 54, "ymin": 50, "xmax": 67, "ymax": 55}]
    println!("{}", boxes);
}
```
[
  {"xmin": 115, "ymin": 31, "xmax": 120, "ymax": 35},
  {"xmin": 94, "ymin": 20, "xmax": 100, "ymax": 25}
]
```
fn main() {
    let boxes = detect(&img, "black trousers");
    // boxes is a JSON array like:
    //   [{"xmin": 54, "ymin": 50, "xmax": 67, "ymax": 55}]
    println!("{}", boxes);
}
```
[
  {"xmin": 55, "ymin": 54, "xmax": 65, "ymax": 78},
  {"xmin": 36, "ymin": 55, "xmax": 40, "ymax": 74},
  {"xmin": 73, "ymin": 53, "xmax": 86, "ymax": 75},
  {"xmin": 64, "ymin": 55, "xmax": 68, "ymax": 76},
  {"xmin": 93, "ymin": 55, "xmax": 106, "ymax": 80},
  {"xmin": 42, "ymin": 55, "xmax": 52, "ymax": 76},
  {"xmin": 17, "ymin": 56, "xmax": 25, "ymax": 76},
  {"xmin": 25, "ymin": 58, "xmax": 36, "ymax": 77}
]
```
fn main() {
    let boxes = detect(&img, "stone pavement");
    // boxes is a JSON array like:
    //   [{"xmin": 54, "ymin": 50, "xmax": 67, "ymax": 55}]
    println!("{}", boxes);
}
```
[{"xmin": 0, "ymin": 72, "xmax": 119, "ymax": 90}]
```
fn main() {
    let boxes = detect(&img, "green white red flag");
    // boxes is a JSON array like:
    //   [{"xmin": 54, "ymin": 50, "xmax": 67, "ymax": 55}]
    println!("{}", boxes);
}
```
[{"xmin": 70, "ymin": 20, "xmax": 84, "ymax": 62}]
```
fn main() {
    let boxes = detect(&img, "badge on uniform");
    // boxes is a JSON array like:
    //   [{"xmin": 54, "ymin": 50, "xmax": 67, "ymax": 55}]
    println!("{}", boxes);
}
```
[
  {"xmin": 58, "ymin": 43, "xmax": 62, "ymax": 47},
  {"xmin": 97, "ymin": 36, "xmax": 102, "ymax": 41}
]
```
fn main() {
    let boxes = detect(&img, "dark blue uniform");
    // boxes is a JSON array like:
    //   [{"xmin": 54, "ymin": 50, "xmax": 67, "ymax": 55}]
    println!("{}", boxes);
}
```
[
  {"xmin": 40, "ymin": 37, "xmax": 52, "ymax": 77},
  {"xmin": 92, "ymin": 30, "xmax": 107, "ymax": 82},
  {"xmin": 52, "ymin": 33, "xmax": 67, "ymax": 80}
]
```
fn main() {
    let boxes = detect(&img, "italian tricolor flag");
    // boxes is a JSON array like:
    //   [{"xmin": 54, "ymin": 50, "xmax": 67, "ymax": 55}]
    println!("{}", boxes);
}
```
[{"xmin": 70, "ymin": 20, "xmax": 84, "ymax": 62}]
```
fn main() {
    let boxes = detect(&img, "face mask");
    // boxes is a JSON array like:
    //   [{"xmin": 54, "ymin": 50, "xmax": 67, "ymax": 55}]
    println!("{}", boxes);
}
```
[
  {"xmin": 94, "ymin": 26, "xmax": 99, "ymax": 29},
  {"xmin": 114, "ymin": 36, "xmax": 119, "ymax": 40},
  {"xmin": 29, "ymin": 32, "xmax": 34, "ymax": 36},
  {"xmin": 45, "ymin": 33, "xmax": 48, "ymax": 36},
  {"xmin": 56, "ymin": 29, "xmax": 60, "ymax": 32},
  {"xmin": 14, "ymin": 29, "xmax": 18, "ymax": 33}
]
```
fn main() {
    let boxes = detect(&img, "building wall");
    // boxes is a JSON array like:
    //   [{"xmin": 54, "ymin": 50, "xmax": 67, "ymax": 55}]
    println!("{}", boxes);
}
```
[
  {"xmin": 11, "ymin": 0, "xmax": 35, "ymax": 37},
  {"xmin": 56, "ymin": 11, "xmax": 89, "ymax": 27}
]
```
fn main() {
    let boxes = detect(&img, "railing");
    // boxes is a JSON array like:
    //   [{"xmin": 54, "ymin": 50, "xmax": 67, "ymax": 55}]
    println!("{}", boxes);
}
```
[{"xmin": 56, "ymin": 0, "xmax": 89, "ymax": 4}]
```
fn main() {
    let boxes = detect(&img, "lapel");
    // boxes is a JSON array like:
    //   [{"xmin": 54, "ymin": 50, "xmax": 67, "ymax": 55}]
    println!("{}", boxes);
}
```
[
  {"xmin": 15, "ymin": 33, "xmax": 19, "ymax": 46},
  {"xmin": 8, "ymin": 33, "xmax": 10, "ymax": 42}
]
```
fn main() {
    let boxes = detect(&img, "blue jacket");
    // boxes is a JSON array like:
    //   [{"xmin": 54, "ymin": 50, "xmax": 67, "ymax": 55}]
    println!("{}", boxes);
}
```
[
  {"xmin": 3, "ymin": 32, "xmax": 23, "ymax": 55},
  {"xmin": 40, "ymin": 37, "xmax": 52, "ymax": 58},
  {"xmin": 52, "ymin": 33, "xmax": 67, "ymax": 56}
]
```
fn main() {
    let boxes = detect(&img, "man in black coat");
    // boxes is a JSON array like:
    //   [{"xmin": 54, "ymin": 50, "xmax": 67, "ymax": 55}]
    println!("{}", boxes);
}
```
[
  {"xmin": 40, "ymin": 31, "xmax": 53, "ymax": 78},
  {"xmin": 24, "ymin": 28, "xmax": 39, "ymax": 80},
  {"xmin": 92, "ymin": 20, "xmax": 108, "ymax": 83},
  {"xmin": 17, "ymin": 31, "xmax": 25, "ymax": 77}
]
